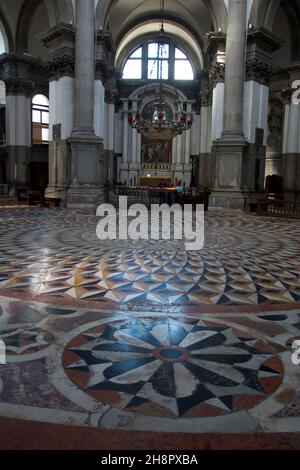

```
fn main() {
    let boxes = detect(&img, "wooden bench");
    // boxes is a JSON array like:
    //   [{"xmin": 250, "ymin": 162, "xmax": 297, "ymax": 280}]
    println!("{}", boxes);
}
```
[
  {"xmin": 42, "ymin": 197, "xmax": 61, "ymax": 208},
  {"xmin": 28, "ymin": 190, "xmax": 44, "ymax": 206}
]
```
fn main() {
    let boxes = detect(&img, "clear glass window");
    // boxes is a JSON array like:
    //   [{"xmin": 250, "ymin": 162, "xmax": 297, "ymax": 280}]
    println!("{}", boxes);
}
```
[
  {"xmin": 32, "ymin": 94, "xmax": 49, "ymax": 144},
  {"xmin": 122, "ymin": 42, "xmax": 193, "ymax": 81},
  {"xmin": 174, "ymin": 60, "xmax": 194, "ymax": 80},
  {"xmin": 123, "ymin": 59, "xmax": 142, "ymax": 79}
]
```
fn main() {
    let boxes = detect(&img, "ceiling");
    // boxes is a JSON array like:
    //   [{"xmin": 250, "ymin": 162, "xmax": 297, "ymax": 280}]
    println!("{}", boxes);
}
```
[{"xmin": 101, "ymin": 0, "xmax": 215, "ymax": 46}]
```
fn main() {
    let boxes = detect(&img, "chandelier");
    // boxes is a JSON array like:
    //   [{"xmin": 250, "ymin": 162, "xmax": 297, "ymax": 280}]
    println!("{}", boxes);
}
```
[
  {"xmin": 127, "ymin": 0, "xmax": 192, "ymax": 141},
  {"xmin": 128, "ymin": 105, "xmax": 192, "ymax": 142}
]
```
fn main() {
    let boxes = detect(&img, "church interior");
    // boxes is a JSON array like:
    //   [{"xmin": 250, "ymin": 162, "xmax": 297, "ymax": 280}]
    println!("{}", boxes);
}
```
[{"xmin": 0, "ymin": 0, "xmax": 300, "ymax": 451}]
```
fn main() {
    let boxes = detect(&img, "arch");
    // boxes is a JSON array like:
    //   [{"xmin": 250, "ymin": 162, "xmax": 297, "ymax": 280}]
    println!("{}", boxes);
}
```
[
  {"xmin": 128, "ymin": 82, "xmax": 188, "ymax": 107},
  {"xmin": 96, "ymin": 0, "xmax": 116, "ymax": 30},
  {"xmin": 0, "ymin": 9, "xmax": 14, "ymax": 52},
  {"xmin": 249, "ymin": 0, "xmax": 300, "ymax": 60},
  {"xmin": 279, "ymin": 0, "xmax": 300, "ymax": 61},
  {"xmin": 249, "ymin": 0, "xmax": 281, "ymax": 30},
  {"xmin": 16, "ymin": 0, "xmax": 74, "ymax": 54},
  {"xmin": 201, "ymin": 0, "xmax": 227, "ymax": 32},
  {"xmin": 115, "ymin": 19, "xmax": 204, "ymax": 73},
  {"xmin": 96, "ymin": 0, "xmax": 227, "ymax": 35}
]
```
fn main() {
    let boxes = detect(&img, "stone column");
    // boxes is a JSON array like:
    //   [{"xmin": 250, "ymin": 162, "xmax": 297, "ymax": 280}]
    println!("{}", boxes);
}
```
[
  {"xmin": 203, "ymin": 33, "xmax": 225, "ymax": 189},
  {"xmin": 121, "ymin": 100, "xmax": 129, "ymax": 184},
  {"xmin": 184, "ymin": 103, "xmax": 192, "ymax": 186},
  {"xmin": 245, "ymin": 28, "xmax": 282, "ymax": 195},
  {"xmin": 199, "ymin": 92, "xmax": 212, "ymax": 188},
  {"xmin": 67, "ymin": 0, "xmax": 104, "ymax": 208},
  {"xmin": 184, "ymin": 104, "xmax": 192, "ymax": 166},
  {"xmin": 222, "ymin": 0, "xmax": 247, "ymax": 140},
  {"xmin": 204, "ymin": 33, "xmax": 226, "ymax": 140},
  {"xmin": 282, "ymin": 85, "xmax": 300, "ymax": 192},
  {"xmin": 281, "ymin": 67, "xmax": 300, "ymax": 198},
  {"xmin": 0, "ymin": 55, "xmax": 47, "ymax": 195},
  {"xmin": 176, "ymin": 134, "xmax": 183, "ymax": 166},
  {"xmin": 94, "ymin": 31, "xmax": 115, "ymax": 189},
  {"xmin": 211, "ymin": 0, "xmax": 248, "ymax": 209},
  {"xmin": 129, "ymin": 101, "xmax": 139, "ymax": 184},
  {"xmin": 73, "ymin": 0, "xmax": 95, "ymax": 136},
  {"xmin": 131, "ymin": 104, "xmax": 138, "ymax": 165},
  {"xmin": 41, "ymin": 24, "xmax": 76, "ymax": 204}
]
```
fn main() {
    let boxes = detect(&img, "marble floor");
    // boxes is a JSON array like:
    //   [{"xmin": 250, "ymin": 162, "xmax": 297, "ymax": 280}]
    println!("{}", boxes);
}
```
[{"xmin": 0, "ymin": 207, "xmax": 299, "ymax": 445}]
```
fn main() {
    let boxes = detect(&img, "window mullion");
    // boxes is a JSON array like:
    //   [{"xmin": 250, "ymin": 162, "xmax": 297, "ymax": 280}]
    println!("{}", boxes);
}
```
[
  {"xmin": 169, "ymin": 44, "xmax": 175, "ymax": 81},
  {"xmin": 142, "ymin": 43, "xmax": 147, "ymax": 79}
]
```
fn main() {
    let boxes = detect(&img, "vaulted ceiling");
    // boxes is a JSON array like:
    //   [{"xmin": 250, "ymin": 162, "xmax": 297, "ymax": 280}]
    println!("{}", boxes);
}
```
[{"xmin": 0, "ymin": 0, "xmax": 299, "ymax": 65}]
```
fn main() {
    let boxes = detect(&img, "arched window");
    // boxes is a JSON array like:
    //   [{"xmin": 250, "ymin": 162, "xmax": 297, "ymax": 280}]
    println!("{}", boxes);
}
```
[
  {"xmin": 123, "ymin": 47, "xmax": 142, "ymax": 79},
  {"xmin": 174, "ymin": 48, "xmax": 193, "ymax": 80},
  {"xmin": 122, "ymin": 41, "xmax": 194, "ymax": 81},
  {"xmin": 32, "ymin": 94, "xmax": 49, "ymax": 144},
  {"xmin": 0, "ymin": 28, "xmax": 6, "ymax": 55}
]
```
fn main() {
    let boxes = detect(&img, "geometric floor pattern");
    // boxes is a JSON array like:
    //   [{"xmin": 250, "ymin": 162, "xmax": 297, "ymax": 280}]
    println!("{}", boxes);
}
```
[
  {"xmin": 0, "ymin": 208, "xmax": 299, "ymax": 308},
  {"xmin": 0, "ymin": 299, "xmax": 299, "ymax": 433},
  {"xmin": 63, "ymin": 316, "xmax": 284, "ymax": 418},
  {"xmin": 0, "ymin": 208, "xmax": 300, "ymax": 436}
]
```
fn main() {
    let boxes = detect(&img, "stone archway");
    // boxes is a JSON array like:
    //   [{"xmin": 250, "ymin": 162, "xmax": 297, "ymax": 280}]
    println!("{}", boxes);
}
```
[
  {"xmin": 0, "ymin": 10, "xmax": 14, "ymax": 52},
  {"xmin": 96, "ymin": 0, "xmax": 228, "ymax": 35},
  {"xmin": 249, "ymin": 0, "xmax": 281, "ymax": 29},
  {"xmin": 15, "ymin": 0, "xmax": 74, "ymax": 54}
]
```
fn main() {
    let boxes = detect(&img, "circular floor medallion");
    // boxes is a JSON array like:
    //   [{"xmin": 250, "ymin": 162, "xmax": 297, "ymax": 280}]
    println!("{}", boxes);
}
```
[{"xmin": 62, "ymin": 316, "xmax": 284, "ymax": 418}]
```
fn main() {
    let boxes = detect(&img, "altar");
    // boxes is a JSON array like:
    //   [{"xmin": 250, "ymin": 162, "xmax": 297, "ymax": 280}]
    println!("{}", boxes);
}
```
[{"xmin": 139, "ymin": 176, "xmax": 173, "ymax": 187}]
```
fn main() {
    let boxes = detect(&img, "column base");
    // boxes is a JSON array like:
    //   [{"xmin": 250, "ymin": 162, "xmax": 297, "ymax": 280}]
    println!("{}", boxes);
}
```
[
  {"xmin": 66, "ymin": 135, "xmax": 105, "ymax": 208},
  {"xmin": 210, "ymin": 189, "xmax": 249, "ymax": 210},
  {"xmin": 67, "ymin": 186, "xmax": 105, "ymax": 209},
  {"xmin": 45, "ymin": 186, "xmax": 67, "ymax": 206},
  {"xmin": 211, "ymin": 138, "xmax": 248, "ymax": 209}
]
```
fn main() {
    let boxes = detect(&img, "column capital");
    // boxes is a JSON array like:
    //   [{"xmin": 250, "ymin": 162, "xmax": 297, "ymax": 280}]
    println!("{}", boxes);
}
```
[
  {"xmin": 246, "ymin": 27, "xmax": 283, "ymax": 86},
  {"xmin": 95, "ymin": 30, "xmax": 115, "ymax": 81},
  {"xmin": 0, "ymin": 54, "xmax": 47, "ymax": 96},
  {"xmin": 40, "ymin": 23, "xmax": 76, "ymax": 80},
  {"xmin": 204, "ymin": 32, "xmax": 226, "ymax": 62},
  {"xmin": 285, "ymin": 62, "xmax": 300, "ymax": 82},
  {"xmin": 205, "ymin": 31, "xmax": 226, "ymax": 90},
  {"xmin": 209, "ymin": 61, "xmax": 225, "ymax": 88},
  {"xmin": 246, "ymin": 60, "xmax": 272, "ymax": 86}
]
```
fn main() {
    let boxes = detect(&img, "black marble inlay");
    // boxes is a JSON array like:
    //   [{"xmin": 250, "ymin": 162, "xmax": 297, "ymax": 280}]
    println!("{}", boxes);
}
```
[
  {"xmin": 235, "ymin": 367, "xmax": 266, "ymax": 394},
  {"xmin": 187, "ymin": 332, "xmax": 226, "ymax": 351},
  {"xmin": 150, "ymin": 362, "xmax": 176, "ymax": 397},
  {"xmin": 177, "ymin": 384, "xmax": 214, "ymax": 416},
  {"xmin": 184, "ymin": 361, "xmax": 239, "ymax": 387},
  {"xmin": 104, "ymin": 356, "xmax": 156, "ymax": 380},
  {"xmin": 46, "ymin": 307, "xmax": 76, "ymax": 316},
  {"xmin": 69, "ymin": 349, "xmax": 111, "ymax": 366},
  {"xmin": 258, "ymin": 314, "xmax": 288, "ymax": 322},
  {"xmin": 88, "ymin": 380, "xmax": 145, "ymax": 395},
  {"xmin": 192, "ymin": 353, "xmax": 252, "ymax": 365}
]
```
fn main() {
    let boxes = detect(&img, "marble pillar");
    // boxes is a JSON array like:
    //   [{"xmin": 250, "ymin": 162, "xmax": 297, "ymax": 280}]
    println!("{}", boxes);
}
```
[
  {"xmin": 222, "ymin": 0, "xmax": 247, "ymax": 140},
  {"xmin": 121, "ymin": 100, "xmax": 129, "ymax": 184},
  {"xmin": 68, "ymin": 0, "xmax": 104, "ymax": 208},
  {"xmin": 211, "ymin": 0, "xmax": 248, "ymax": 209}
]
